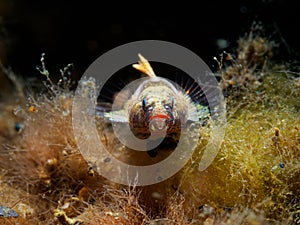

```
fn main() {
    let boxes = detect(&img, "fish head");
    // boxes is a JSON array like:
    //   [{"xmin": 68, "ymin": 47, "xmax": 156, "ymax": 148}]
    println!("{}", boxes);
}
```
[
  {"xmin": 143, "ymin": 94, "xmax": 175, "ymax": 135},
  {"xmin": 128, "ymin": 78, "xmax": 185, "ymax": 137}
]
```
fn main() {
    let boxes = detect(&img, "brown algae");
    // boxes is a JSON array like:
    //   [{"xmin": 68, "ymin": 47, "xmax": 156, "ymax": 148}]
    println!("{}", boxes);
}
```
[{"xmin": 0, "ymin": 25, "xmax": 299, "ymax": 224}]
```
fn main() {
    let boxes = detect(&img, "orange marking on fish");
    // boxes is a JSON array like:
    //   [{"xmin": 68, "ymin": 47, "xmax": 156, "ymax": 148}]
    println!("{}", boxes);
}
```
[{"xmin": 149, "ymin": 114, "xmax": 169, "ymax": 120}]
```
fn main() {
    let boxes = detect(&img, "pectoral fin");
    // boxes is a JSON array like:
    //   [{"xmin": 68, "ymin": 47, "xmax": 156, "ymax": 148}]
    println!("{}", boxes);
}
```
[{"xmin": 104, "ymin": 110, "xmax": 129, "ymax": 123}]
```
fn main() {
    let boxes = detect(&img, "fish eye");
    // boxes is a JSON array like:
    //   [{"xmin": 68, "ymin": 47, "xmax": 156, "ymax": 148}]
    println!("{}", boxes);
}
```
[
  {"xmin": 164, "ymin": 104, "xmax": 172, "ymax": 111},
  {"xmin": 164, "ymin": 105, "xmax": 171, "ymax": 111},
  {"xmin": 142, "ymin": 98, "xmax": 153, "ymax": 111},
  {"xmin": 142, "ymin": 98, "xmax": 153, "ymax": 112},
  {"xmin": 147, "ymin": 106, "xmax": 153, "ymax": 111},
  {"xmin": 164, "ymin": 98, "xmax": 174, "ymax": 111}
]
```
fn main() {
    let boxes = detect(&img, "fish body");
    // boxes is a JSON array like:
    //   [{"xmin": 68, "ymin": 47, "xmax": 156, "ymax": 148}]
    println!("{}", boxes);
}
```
[{"xmin": 98, "ymin": 54, "xmax": 209, "ymax": 156}]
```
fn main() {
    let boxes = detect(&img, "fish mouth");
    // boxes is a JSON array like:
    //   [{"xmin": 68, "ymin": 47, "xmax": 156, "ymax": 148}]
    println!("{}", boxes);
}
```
[
  {"xmin": 148, "ymin": 114, "xmax": 169, "ymax": 136},
  {"xmin": 149, "ymin": 114, "xmax": 170, "ymax": 120}
]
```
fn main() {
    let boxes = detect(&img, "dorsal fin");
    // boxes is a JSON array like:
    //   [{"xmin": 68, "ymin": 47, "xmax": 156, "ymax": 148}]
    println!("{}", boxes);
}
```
[{"xmin": 132, "ymin": 54, "xmax": 156, "ymax": 77}]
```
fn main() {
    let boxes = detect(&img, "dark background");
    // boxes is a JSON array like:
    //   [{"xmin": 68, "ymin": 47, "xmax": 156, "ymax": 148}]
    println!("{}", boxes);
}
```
[{"xmin": 1, "ymin": 0, "xmax": 300, "ymax": 81}]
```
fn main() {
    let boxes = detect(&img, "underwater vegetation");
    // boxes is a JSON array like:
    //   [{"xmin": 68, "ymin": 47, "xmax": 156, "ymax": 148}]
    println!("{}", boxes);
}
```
[{"xmin": 0, "ymin": 23, "xmax": 299, "ymax": 225}]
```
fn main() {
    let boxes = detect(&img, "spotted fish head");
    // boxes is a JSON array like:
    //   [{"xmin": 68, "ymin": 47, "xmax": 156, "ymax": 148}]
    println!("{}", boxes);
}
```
[{"xmin": 128, "ymin": 78, "xmax": 186, "ymax": 137}]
